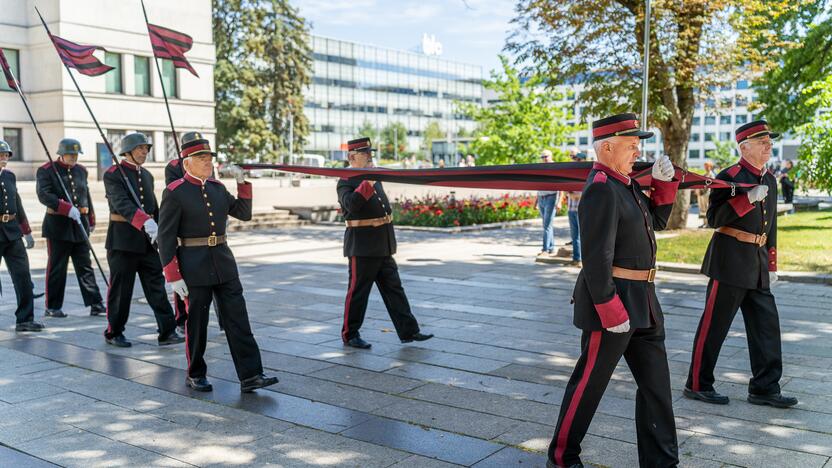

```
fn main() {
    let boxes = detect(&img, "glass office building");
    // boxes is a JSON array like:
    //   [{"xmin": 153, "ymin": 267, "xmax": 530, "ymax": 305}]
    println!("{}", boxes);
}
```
[{"xmin": 304, "ymin": 35, "xmax": 483, "ymax": 156}]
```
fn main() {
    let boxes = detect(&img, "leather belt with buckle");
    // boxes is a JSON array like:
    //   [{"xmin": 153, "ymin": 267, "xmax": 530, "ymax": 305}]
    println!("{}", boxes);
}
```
[
  {"xmin": 110, "ymin": 214, "xmax": 128, "ymax": 222},
  {"xmin": 715, "ymin": 226, "xmax": 767, "ymax": 246},
  {"xmin": 345, "ymin": 214, "xmax": 392, "ymax": 228},
  {"xmin": 612, "ymin": 266, "xmax": 658, "ymax": 282},
  {"xmin": 178, "ymin": 235, "xmax": 227, "ymax": 247},
  {"xmin": 47, "ymin": 207, "xmax": 90, "ymax": 215},
  {"xmin": 0, "ymin": 213, "xmax": 16, "ymax": 223}
]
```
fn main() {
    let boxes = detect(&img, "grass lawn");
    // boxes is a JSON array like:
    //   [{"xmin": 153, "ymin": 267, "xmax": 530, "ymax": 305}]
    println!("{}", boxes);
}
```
[{"xmin": 657, "ymin": 209, "xmax": 832, "ymax": 273}]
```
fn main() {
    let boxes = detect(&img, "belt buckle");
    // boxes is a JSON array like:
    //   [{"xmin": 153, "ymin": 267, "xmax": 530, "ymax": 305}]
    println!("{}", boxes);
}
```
[
  {"xmin": 1, "ymin": 214, "xmax": 9, "ymax": 223},
  {"xmin": 756, "ymin": 234, "xmax": 767, "ymax": 246},
  {"xmin": 647, "ymin": 268, "xmax": 657, "ymax": 282},
  {"xmin": 207, "ymin": 235, "xmax": 218, "ymax": 247}
]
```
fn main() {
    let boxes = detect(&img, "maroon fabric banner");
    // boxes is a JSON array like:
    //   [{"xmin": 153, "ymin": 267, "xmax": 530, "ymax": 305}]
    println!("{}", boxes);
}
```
[
  {"xmin": 0, "ymin": 48, "xmax": 17, "ymax": 90},
  {"xmin": 147, "ymin": 23, "xmax": 199, "ymax": 77},
  {"xmin": 49, "ymin": 35, "xmax": 113, "ymax": 76},
  {"xmin": 238, "ymin": 162, "xmax": 757, "ymax": 192}
]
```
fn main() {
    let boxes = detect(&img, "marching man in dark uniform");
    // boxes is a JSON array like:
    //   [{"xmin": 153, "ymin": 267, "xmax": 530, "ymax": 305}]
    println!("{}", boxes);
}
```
[
  {"xmin": 337, "ymin": 137, "xmax": 432, "ymax": 349},
  {"xmin": 547, "ymin": 113, "xmax": 679, "ymax": 468},
  {"xmin": 36, "ymin": 138, "xmax": 105, "ymax": 318},
  {"xmin": 158, "ymin": 132, "xmax": 277, "ymax": 393},
  {"xmin": 102, "ymin": 133, "xmax": 183, "ymax": 347},
  {"xmin": 0, "ymin": 140, "xmax": 44, "ymax": 332},
  {"xmin": 684, "ymin": 120, "xmax": 797, "ymax": 408}
]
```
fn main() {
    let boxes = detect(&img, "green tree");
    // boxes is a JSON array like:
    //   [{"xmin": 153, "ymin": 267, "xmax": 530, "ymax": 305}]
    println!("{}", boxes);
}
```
[
  {"xmin": 380, "ymin": 122, "xmax": 408, "ymax": 159},
  {"xmin": 422, "ymin": 121, "xmax": 445, "ymax": 154},
  {"xmin": 507, "ymin": 0, "xmax": 817, "ymax": 228},
  {"xmin": 709, "ymin": 140, "xmax": 737, "ymax": 170},
  {"xmin": 356, "ymin": 120, "xmax": 378, "ymax": 143},
  {"xmin": 214, "ymin": 0, "xmax": 311, "ymax": 162},
  {"xmin": 458, "ymin": 56, "xmax": 574, "ymax": 165},
  {"xmin": 795, "ymin": 76, "xmax": 832, "ymax": 192}
]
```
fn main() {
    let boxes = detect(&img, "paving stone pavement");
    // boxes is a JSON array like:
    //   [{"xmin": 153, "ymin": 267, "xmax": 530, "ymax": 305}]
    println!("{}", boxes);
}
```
[{"xmin": 1, "ymin": 223, "xmax": 830, "ymax": 467}]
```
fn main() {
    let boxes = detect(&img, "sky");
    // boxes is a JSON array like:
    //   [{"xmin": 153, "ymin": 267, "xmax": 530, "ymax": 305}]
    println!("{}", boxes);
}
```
[{"xmin": 291, "ymin": 0, "xmax": 517, "ymax": 74}]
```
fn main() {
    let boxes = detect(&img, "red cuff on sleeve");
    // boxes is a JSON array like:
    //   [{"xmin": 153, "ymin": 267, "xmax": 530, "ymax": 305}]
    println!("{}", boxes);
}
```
[
  {"xmin": 650, "ymin": 179, "xmax": 679, "ymax": 206},
  {"xmin": 728, "ymin": 194, "xmax": 755, "ymax": 217},
  {"xmin": 20, "ymin": 220, "xmax": 31, "ymax": 235},
  {"xmin": 237, "ymin": 182, "xmax": 252, "ymax": 199},
  {"xmin": 57, "ymin": 200, "xmax": 72, "ymax": 216},
  {"xmin": 163, "ymin": 257, "xmax": 183, "ymax": 283},
  {"xmin": 130, "ymin": 210, "xmax": 151, "ymax": 230},
  {"xmin": 768, "ymin": 247, "xmax": 777, "ymax": 272},
  {"xmin": 88, "ymin": 209, "xmax": 96, "ymax": 228},
  {"xmin": 356, "ymin": 180, "xmax": 375, "ymax": 200},
  {"xmin": 595, "ymin": 294, "xmax": 629, "ymax": 328}
]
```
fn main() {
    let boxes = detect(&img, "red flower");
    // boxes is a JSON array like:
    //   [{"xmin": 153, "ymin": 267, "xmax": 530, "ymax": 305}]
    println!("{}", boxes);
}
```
[
  {"xmin": 453, "ymin": 219, "xmax": 460, "ymax": 226},
  {"xmin": 435, "ymin": 209, "xmax": 444, "ymax": 216}
]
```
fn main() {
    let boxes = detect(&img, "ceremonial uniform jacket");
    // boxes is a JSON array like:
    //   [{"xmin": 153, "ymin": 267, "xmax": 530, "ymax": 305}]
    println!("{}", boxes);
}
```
[
  {"xmin": 36, "ymin": 161, "xmax": 95, "ymax": 242},
  {"xmin": 701, "ymin": 158, "xmax": 777, "ymax": 290},
  {"xmin": 165, "ymin": 158, "xmax": 184, "ymax": 185},
  {"xmin": 337, "ymin": 179, "xmax": 396, "ymax": 257},
  {"xmin": 0, "ymin": 169, "xmax": 32, "ymax": 242},
  {"xmin": 572, "ymin": 163, "xmax": 679, "ymax": 331},
  {"xmin": 103, "ymin": 161, "xmax": 157, "ymax": 254},
  {"xmin": 158, "ymin": 173, "xmax": 252, "ymax": 287}
]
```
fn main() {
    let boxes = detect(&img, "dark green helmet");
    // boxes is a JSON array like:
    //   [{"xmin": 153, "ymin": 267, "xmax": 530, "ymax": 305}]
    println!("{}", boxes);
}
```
[
  {"xmin": 0, "ymin": 139, "xmax": 11, "ymax": 157},
  {"xmin": 120, "ymin": 132, "xmax": 152, "ymax": 156},
  {"xmin": 57, "ymin": 138, "xmax": 83, "ymax": 155}
]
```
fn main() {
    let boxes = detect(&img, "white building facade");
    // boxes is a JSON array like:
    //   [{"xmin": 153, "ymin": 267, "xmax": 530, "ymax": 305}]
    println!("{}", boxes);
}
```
[{"xmin": 0, "ymin": 0, "xmax": 215, "ymax": 179}]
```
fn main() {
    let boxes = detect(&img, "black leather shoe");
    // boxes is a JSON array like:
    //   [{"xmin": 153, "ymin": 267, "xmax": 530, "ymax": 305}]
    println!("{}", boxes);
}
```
[
  {"xmin": 90, "ymin": 303, "xmax": 106, "ymax": 316},
  {"xmin": 401, "ymin": 332, "xmax": 434, "ymax": 344},
  {"xmin": 240, "ymin": 374, "xmax": 279, "ymax": 393},
  {"xmin": 158, "ymin": 331, "xmax": 185, "ymax": 346},
  {"xmin": 186, "ymin": 376, "xmax": 213, "ymax": 392},
  {"xmin": 45, "ymin": 309, "xmax": 66, "ymax": 318},
  {"xmin": 748, "ymin": 393, "xmax": 798, "ymax": 408},
  {"xmin": 683, "ymin": 388, "xmax": 729, "ymax": 405},
  {"xmin": 105, "ymin": 335, "xmax": 132, "ymax": 348},
  {"xmin": 15, "ymin": 321, "xmax": 45, "ymax": 332},
  {"xmin": 344, "ymin": 336, "xmax": 372, "ymax": 349}
]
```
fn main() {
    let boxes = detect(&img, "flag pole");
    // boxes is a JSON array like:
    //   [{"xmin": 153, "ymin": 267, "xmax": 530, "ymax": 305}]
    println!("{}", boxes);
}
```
[
  {"xmin": 640, "ymin": 0, "xmax": 651, "ymax": 158},
  {"xmin": 1, "ymin": 47, "xmax": 109, "ymax": 287},
  {"xmin": 140, "ymin": 0, "xmax": 182, "ymax": 161}
]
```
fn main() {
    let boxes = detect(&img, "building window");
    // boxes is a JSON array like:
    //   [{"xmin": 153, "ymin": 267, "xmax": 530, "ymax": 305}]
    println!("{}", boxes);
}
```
[
  {"xmin": 134, "ymin": 56, "xmax": 151, "ymax": 96},
  {"xmin": 3, "ymin": 128, "xmax": 22, "ymax": 161},
  {"xmin": 689, "ymin": 149, "xmax": 700, "ymax": 159},
  {"xmin": 773, "ymin": 148, "xmax": 780, "ymax": 158},
  {"xmin": 735, "ymin": 114, "xmax": 748, "ymax": 124},
  {"xmin": 160, "ymin": 59, "xmax": 178, "ymax": 98},
  {"xmin": 704, "ymin": 116, "xmax": 716, "ymax": 125},
  {"xmin": 705, "ymin": 133, "xmax": 716, "ymax": 141},
  {"xmin": 107, "ymin": 130, "xmax": 125, "ymax": 152},
  {"xmin": 105, "ymin": 52, "xmax": 122, "ymax": 94},
  {"xmin": 690, "ymin": 133, "xmax": 701, "ymax": 142},
  {"xmin": 579, "ymin": 136, "xmax": 588, "ymax": 146},
  {"xmin": 0, "ymin": 48, "xmax": 19, "ymax": 92},
  {"xmin": 720, "ymin": 132, "xmax": 732, "ymax": 141},
  {"xmin": 720, "ymin": 116, "xmax": 732, "ymax": 125},
  {"xmin": 165, "ymin": 132, "xmax": 179, "ymax": 160},
  {"xmin": 692, "ymin": 116, "xmax": 701, "ymax": 126},
  {"xmin": 737, "ymin": 80, "xmax": 749, "ymax": 90}
]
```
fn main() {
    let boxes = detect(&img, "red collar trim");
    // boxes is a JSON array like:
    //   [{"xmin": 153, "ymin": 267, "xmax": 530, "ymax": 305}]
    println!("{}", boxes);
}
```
[
  {"xmin": 184, "ymin": 172, "xmax": 206, "ymax": 186},
  {"xmin": 592, "ymin": 162, "xmax": 631, "ymax": 185},
  {"xmin": 121, "ymin": 160, "xmax": 140, "ymax": 171},
  {"xmin": 55, "ymin": 159, "xmax": 72, "ymax": 169},
  {"xmin": 739, "ymin": 157, "xmax": 766, "ymax": 177}
]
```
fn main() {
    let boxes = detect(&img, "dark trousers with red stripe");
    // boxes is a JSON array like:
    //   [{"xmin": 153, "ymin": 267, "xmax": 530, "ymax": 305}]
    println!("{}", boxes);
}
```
[
  {"xmin": 0, "ymin": 239, "xmax": 35, "ymax": 324},
  {"xmin": 185, "ymin": 277, "xmax": 263, "ymax": 381},
  {"xmin": 175, "ymin": 292, "xmax": 223, "ymax": 330},
  {"xmin": 104, "ymin": 249, "xmax": 176, "ymax": 340},
  {"xmin": 45, "ymin": 239, "xmax": 102, "ymax": 310},
  {"xmin": 342, "ymin": 256, "xmax": 420, "ymax": 342},
  {"xmin": 548, "ymin": 325, "xmax": 678, "ymax": 467},
  {"xmin": 686, "ymin": 279, "xmax": 782, "ymax": 396}
]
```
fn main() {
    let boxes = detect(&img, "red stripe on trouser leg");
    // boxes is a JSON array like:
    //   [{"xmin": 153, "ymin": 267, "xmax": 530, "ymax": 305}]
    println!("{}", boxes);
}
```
[
  {"xmin": 342, "ymin": 257, "xmax": 357, "ymax": 342},
  {"xmin": 554, "ymin": 331, "xmax": 602, "ymax": 467},
  {"xmin": 692, "ymin": 280, "xmax": 720, "ymax": 392}
]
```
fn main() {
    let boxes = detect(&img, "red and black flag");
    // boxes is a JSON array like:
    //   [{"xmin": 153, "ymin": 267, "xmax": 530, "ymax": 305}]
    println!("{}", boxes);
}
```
[
  {"xmin": 48, "ymin": 35, "xmax": 114, "ymax": 76},
  {"xmin": 0, "ymin": 48, "xmax": 18, "ymax": 90},
  {"xmin": 146, "ymin": 23, "xmax": 199, "ymax": 77}
]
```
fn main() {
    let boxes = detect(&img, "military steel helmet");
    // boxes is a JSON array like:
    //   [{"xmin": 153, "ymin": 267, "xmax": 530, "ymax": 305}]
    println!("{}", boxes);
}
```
[
  {"xmin": 0, "ymin": 139, "xmax": 11, "ymax": 157},
  {"xmin": 57, "ymin": 138, "xmax": 83, "ymax": 155},
  {"xmin": 120, "ymin": 132, "xmax": 152, "ymax": 156},
  {"xmin": 180, "ymin": 131, "xmax": 214, "ymax": 158}
]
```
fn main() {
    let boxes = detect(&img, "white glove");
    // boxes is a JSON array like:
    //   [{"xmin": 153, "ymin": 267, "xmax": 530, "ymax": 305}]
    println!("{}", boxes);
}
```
[
  {"xmin": 747, "ymin": 185, "xmax": 769, "ymax": 203},
  {"xmin": 651, "ymin": 155, "xmax": 675, "ymax": 182},
  {"xmin": 769, "ymin": 271, "xmax": 778, "ymax": 284},
  {"xmin": 24, "ymin": 234, "xmax": 35, "ymax": 249},
  {"xmin": 171, "ymin": 279, "xmax": 189, "ymax": 298},
  {"xmin": 228, "ymin": 165, "xmax": 245, "ymax": 184},
  {"xmin": 68, "ymin": 206, "xmax": 82, "ymax": 224},
  {"xmin": 143, "ymin": 218, "xmax": 158, "ymax": 244},
  {"xmin": 606, "ymin": 319, "xmax": 631, "ymax": 333}
]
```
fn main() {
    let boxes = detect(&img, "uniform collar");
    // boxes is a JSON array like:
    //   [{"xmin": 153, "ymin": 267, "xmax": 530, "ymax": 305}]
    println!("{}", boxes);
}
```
[
  {"xmin": 55, "ymin": 159, "xmax": 73, "ymax": 169},
  {"xmin": 184, "ymin": 172, "xmax": 207, "ymax": 186},
  {"xmin": 120, "ymin": 159, "xmax": 141, "ymax": 171},
  {"xmin": 592, "ymin": 162, "xmax": 631, "ymax": 185},
  {"xmin": 739, "ymin": 157, "xmax": 767, "ymax": 177}
]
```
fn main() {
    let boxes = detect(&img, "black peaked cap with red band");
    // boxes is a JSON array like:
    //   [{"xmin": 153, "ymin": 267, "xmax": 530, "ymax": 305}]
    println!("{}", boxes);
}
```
[
  {"xmin": 347, "ymin": 137, "xmax": 376, "ymax": 153},
  {"xmin": 592, "ymin": 112, "xmax": 653, "ymax": 141},
  {"xmin": 735, "ymin": 119, "xmax": 780, "ymax": 144},
  {"xmin": 180, "ymin": 131, "xmax": 215, "ymax": 158}
]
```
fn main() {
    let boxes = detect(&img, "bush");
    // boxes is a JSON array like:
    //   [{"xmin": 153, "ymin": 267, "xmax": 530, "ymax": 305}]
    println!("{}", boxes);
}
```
[{"xmin": 393, "ymin": 194, "xmax": 539, "ymax": 227}]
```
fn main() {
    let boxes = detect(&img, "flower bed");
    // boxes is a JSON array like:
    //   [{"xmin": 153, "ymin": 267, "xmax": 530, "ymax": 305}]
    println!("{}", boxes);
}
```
[{"xmin": 392, "ymin": 194, "xmax": 539, "ymax": 227}]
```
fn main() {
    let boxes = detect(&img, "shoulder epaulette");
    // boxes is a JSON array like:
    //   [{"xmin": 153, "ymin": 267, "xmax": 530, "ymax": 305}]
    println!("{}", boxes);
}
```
[
  {"xmin": 726, "ymin": 164, "xmax": 741, "ymax": 178},
  {"xmin": 167, "ymin": 178, "xmax": 186, "ymax": 191},
  {"xmin": 39, "ymin": 161, "xmax": 52, "ymax": 170},
  {"xmin": 592, "ymin": 171, "xmax": 608, "ymax": 184},
  {"xmin": 106, "ymin": 165, "xmax": 118, "ymax": 174},
  {"xmin": 168, "ymin": 159, "xmax": 181, "ymax": 167}
]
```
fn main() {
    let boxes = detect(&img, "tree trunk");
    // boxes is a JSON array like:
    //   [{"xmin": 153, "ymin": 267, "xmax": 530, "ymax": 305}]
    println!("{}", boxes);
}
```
[{"xmin": 662, "ymin": 123, "xmax": 690, "ymax": 230}]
